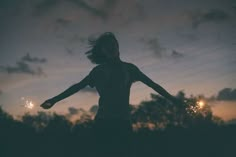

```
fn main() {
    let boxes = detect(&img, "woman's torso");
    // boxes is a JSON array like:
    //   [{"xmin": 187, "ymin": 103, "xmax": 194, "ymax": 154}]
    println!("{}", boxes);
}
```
[{"xmin": 88, "ymin": 60, "xmax": 138, "ymax": 120}]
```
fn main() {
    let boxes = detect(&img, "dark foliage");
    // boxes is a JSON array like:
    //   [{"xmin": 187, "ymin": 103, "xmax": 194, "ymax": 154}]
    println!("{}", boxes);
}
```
[{"xmin": 0, "ymin": 93, "xmax": 235, "ymax": 157}]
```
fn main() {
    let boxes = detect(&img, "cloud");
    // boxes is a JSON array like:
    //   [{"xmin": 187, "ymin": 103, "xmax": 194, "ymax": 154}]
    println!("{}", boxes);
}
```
[
  {"xmin": 33, "ymin": 0, "xmax": 61, "ymax": 16},
  {"xmin": 65, "ymin": 47, "xmax": 74, "ymax": 55},
  {"xmin": 55, "ymin": 18, "xmax": 72, "ymax": 27},
  {"xmin": 100, "ymin": 0, "xmax": 147, "ymax": 24},
  {"xmin": 22, "ymin": 53, "xmax": 47, "ymax": 63},
  {"xmin": 217, "ymin": 88, "xmax": 236, "ymax": 101},
  {"xmin": 102, "ymin": 0, "xmax": 119, "ymax": 11},
  {"xmin": 32, "ymin": 0, "xmax": 145, "ymax": 24},
  {"xmin": 190, "ymin": 9, "xmax": 230, "ymax": 28},
  {"xmin": 69, "ymin": 0, "xmax": 147, "ymax": 24},
  {"xmin": 68, "ymin": 35, "xmax": 87, "ymax": 44},
  {"xmin": 178, "ymin": 32, "xmax": 199, "ymax": 41},
  {"xmin": 171, "ymin": 50, "xmax": 184, "ymax": 58},
  {"xmin": 141, "ymin": 38, "xmax": 164, "ymax": 57},
  {"xmin": 69, "ymin": 0, "xmax": 108, "ymax": 20},
  {"xmin": 0, "ymin": 53, "xmax": 46, "ymax": 76},
  {"xmin": 139, "ymin": 38, "xmax": 184, "ymax": 59},
  {"xmin": 141, "ymin": 38, "xmax": 185, "ymax": 59},
  {"xmin": 33, "ymin": 0, "xmax": 111, "ymax": 19},
  {"xmin": 0, "ymin": 61, "xmax": 44, "ymax": 76}
]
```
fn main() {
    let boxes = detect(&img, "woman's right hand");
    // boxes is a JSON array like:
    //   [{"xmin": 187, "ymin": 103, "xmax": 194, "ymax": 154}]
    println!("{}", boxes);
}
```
[{"xmin": 40, "ymin": 98, "xmax": 56, "ymax": 109}]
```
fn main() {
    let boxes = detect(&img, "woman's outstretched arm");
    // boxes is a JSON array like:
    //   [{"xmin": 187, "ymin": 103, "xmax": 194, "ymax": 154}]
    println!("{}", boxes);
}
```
[
  {"xmin": 134, "ymin": 67, "xmax": 178, "ymax": 103},
  {"xmin": 41, "ymin": 76, "xmax": 90, "ymax": 109}
]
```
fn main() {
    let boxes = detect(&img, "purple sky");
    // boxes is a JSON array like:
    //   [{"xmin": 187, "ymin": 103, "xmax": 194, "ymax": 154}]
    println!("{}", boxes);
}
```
[{"xmin": 0, "ymin": 0, "xmax": 236, "ymax": 120}]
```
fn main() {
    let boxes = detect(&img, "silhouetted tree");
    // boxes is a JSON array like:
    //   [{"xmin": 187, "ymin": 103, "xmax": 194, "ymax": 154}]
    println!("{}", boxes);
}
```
[
  {"xmin": 132, "ymin": 91, "xmax": 221, "ymax": 130},
  {"xmin": 1, "ymin": 96, "xmax": 235, "ymax": 157}
]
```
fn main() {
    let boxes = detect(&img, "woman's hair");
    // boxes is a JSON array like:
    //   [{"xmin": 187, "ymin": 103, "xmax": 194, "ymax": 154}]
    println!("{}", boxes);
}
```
[{"xmin": 85, "ymin": 32, "xmax": 120, "ymax": 64}]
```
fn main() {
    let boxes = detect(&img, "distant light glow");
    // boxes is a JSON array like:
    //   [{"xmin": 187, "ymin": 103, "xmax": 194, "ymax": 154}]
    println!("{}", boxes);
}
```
[
  {"xmin": 21, "ymin": 97, "xmax": 35, "ymax": 109},
  {"xmin": 25, "ymin": 100, "xmax": 34, "ymax": 109}
]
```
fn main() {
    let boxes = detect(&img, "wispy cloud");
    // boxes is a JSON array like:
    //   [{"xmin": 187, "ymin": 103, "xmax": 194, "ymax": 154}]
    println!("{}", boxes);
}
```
[
  {"xmin": 32, "ymin": 0, "xmax": 146, "ymax": 24},
  {"xmin": 178, "ymin": 32, "xmax": 199, "ymax": 41},
  {"xmin": 171, "ymin": 50, "xmax": 184, "ymax": 58},
  {"xmin": 189, "ymin": 9, "xmax": 230, "ymax": 29},
  {"xmin": 33, "ymin": 0, "xmax": 61, "ymax": 16},
  {"xmin": 65, "ymin": 47, "xmax": 74, "ymax": 55},
  {"xmin": 0, "ymin": 61, "xmax": 44, "ymax": 76},
  {"xmin": 69, "ymin": 0, "xmax": 108, "ymax": 20},
  {"xmin": 22, "ymin": 53, "xmax": 47, "ymax": 63},
  {"xmin": 55, "ymin": 18, "xmax": 72, "ymax": 27},
  {"xmin": 69, "ymin": 0, "xmax": 146, "ymax": 23},
  {"xmin": 67, "ymin": 35, "xmax": 87, "ymax": 44},
  {"xmin": 33, "ymin": 0, "xmax": 109, "ymax": 19},
  {"xmin": 141, "ymin": 37, "xmax": 184, "ymax": 59},
  {"xmin": 0, "ymin": 53, "xmax": 47, "ymax": 76},
  {"xmin": 141, "ymin": 38, "xmax": 164, "ymax": 57}
]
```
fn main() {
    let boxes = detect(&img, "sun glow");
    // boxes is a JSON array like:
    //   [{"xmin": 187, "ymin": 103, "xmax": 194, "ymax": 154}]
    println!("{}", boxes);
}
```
[{"xmin": 197, "ymin": 100, "xmax": 205, "ymax": 109}]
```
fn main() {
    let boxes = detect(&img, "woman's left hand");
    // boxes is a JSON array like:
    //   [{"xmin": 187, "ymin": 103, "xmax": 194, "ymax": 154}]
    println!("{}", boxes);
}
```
[{"xmin": 40, "ymin": 98, "xmax": 56, "ymax": 109}]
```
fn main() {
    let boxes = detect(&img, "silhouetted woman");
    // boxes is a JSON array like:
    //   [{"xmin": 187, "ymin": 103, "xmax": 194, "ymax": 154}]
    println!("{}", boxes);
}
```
[{"xmin": 41, "ymin": 32, "xmax": 180, "ymax": 156}]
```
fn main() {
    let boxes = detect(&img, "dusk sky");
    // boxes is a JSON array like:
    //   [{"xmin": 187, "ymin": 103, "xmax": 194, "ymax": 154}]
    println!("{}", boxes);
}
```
[{"xmin": 0, "ymin": 0, "xmax": 235, "ymax": 121}]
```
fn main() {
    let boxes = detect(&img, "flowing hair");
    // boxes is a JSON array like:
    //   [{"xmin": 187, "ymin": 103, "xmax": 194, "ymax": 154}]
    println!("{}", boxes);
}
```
[{"xmin": 85, "ymin": 32, "xmax": 120, "ymax": 64}]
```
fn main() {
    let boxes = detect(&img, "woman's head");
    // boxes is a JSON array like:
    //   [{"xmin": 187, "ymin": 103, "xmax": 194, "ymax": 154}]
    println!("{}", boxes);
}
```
[{"xmin": 85, "ymin": 32, "xmax": 120, "ymax": 64}]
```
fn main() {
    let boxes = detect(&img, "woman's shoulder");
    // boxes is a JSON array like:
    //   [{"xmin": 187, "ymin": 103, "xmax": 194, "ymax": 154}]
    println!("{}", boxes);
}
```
[
  {"xmin": 121, "ymin": 61, "xmax": 140, "ymax": 71},
  {"xmin": 90, "ymin": 64, "xmax": 103, "ymax": 73},
  {"xmin": 89, "ymin": 64, "xmax": 109, "ymax": 75},
  {"xmin": 90, "ymin": 61, "xmax": 140, "ymax": 74}
]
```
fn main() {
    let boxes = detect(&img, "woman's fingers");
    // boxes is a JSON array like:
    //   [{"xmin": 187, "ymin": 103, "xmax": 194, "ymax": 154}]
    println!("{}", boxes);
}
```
[{"xmin": 40, "ymin": 102, "xmax": 52, "ymax": 109}]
